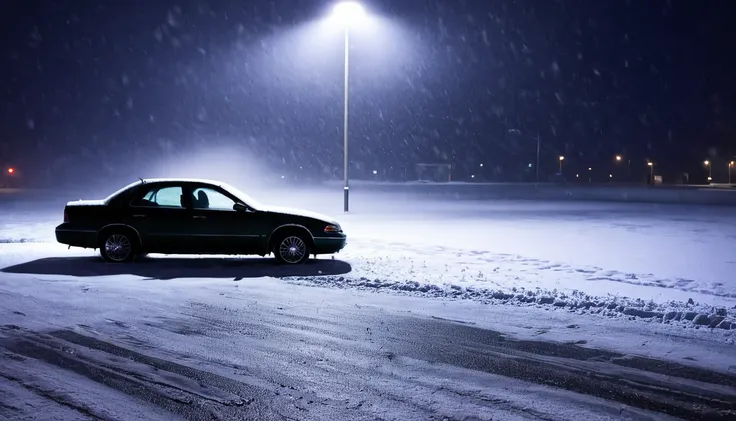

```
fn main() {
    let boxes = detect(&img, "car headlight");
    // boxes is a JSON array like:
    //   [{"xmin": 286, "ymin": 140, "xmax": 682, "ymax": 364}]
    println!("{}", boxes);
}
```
[{"xmin": 324, "ymin": 225, "xmax": 342, "ymax": 233}]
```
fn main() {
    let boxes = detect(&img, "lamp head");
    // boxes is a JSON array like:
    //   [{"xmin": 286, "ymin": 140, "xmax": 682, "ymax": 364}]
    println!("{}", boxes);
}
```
[{"xmin": 331, "ymin": 2, "xmax": 366, "ymax": 26}]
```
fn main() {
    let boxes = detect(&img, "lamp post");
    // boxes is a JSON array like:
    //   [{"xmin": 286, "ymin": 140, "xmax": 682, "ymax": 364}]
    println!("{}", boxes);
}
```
[
  {"xmin": 507, "ymin": 129, "xmax": 541, "ymax": 185},
  {"xmin": 558, "ymin": 156, "xmax": 564, "ymax": 174},
  {"xmin": 4, "ymin": 167, "xmax": 15, "ymax": 189},
  {"xmin": 331, "ymin": 2, "xmax": 365, "ymax": 213},
  {"xmin": 647, "ymin": 161, "xmax": 654, "ymax": 184},
  {"xmin": 704, "ymin": 160, "xmax": 712, "ymax": 183},
  {"xmin": 615, "ymin": 155, "xmax": 631, "ymax": 181},
  {"xmin": 729, "ymin": 161, "xmax": 734, "ymax": 185}
]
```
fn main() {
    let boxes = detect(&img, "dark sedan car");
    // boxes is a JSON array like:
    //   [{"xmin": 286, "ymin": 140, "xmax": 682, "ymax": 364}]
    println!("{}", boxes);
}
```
[{"xmin": 55, "ymin": 178, "xmax": 347, "ymax": 264}]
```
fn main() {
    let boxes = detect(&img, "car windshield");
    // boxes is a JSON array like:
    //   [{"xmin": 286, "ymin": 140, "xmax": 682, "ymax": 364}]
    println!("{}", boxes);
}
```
[
  {"xmin": 219, "ymin": 182, "xmax": 265, "ymax": 211},
  {"xmin": 104, "ymin": 180, "xmax": 142, "ymax": 203}
]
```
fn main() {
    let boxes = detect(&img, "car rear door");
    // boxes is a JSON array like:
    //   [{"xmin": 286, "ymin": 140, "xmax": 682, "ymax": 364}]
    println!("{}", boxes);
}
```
[
  {"xmin": 187, "ymin": 184, "xmax": 264, "ymax": 254},
  {"xmin": 125, "ymin": 183, "xmax": 195, "ymax": 253}
]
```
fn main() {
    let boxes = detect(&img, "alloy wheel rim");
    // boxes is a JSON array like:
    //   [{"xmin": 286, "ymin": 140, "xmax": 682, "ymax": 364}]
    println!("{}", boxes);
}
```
[
  {"xmin": 279, "ymin": 236, "xmax": 306, "ymax": 264},
  {"xmin": 105, "ymin": 234, "xmax": 132, "ymax": 262}
]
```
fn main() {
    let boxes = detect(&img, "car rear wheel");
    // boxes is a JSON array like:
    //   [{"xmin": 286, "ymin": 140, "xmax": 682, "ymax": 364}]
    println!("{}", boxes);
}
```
[
  {"xmin": 273, "ymin": 233, "xmax": 310, "ymax": 265},
  {"xmin": 100, "ymin": 232, "xmax": 135, "ymax": 263}
]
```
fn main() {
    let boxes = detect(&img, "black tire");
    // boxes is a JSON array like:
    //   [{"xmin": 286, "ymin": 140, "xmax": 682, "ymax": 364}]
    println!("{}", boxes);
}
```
[
  {"xmin": 272, "ymin": 232, "xmax": 310, "ymax": 265},
  {"xmin": 99, "ymin": 230, "xmax": 136, "ymax": 263}
]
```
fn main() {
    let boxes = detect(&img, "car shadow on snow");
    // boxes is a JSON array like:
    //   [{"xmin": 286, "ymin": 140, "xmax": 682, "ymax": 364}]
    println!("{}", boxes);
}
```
[{"xmin": 1, "ymin": 256, "xmax": 352, "ymax": 280}]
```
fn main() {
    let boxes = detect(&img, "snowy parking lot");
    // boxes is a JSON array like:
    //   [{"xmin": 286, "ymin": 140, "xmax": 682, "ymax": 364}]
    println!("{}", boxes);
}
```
[
  {"xmin": 1, "ymin": 187, "xmax": 735, "ymax": 420},
  {"xmin": 3, "ymin": 187, "xmax": 736, "ymax": 325}
]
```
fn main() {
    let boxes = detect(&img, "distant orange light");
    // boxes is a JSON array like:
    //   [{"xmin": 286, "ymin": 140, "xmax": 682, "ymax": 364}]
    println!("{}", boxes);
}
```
[{"xmin": 7, "ymin": 168, "xmax": 14, "ymax": 174}]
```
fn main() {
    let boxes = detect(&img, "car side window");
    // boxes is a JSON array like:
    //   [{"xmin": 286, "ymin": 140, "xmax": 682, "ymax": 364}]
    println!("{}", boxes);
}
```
[
  {"xmin": 133, "ymin": 186, "xmax": 184, "ymax": 208},
  {"xmin": 192, "ymin": 187, "xmax": 236, "ymax": 211}
]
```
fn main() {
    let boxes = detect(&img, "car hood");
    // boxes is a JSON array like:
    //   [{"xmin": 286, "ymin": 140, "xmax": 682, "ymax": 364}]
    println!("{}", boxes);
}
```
[{"xmin": 263, "ymin": 206, "xmax": 339, "ymax": 225}]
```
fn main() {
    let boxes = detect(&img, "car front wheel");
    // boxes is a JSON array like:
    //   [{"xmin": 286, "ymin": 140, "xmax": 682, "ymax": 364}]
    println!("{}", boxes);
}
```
[
  {"xmin": 100, "ymin": 232, "xmax": 135, "ymax": 263},
  {"xmin": 273, "ymin": 234, "xmax": 310, "ymax": 265}
]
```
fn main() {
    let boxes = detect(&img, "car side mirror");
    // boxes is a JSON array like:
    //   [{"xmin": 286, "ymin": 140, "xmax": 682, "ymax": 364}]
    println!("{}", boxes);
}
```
[{"xmin": 233, "ymin": 202, "xmax": 252, "ymax": 213}]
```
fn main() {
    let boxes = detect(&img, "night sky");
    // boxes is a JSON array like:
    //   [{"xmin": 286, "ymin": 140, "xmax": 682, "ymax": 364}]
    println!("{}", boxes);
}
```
[{"xmin": 1, "ymin": 0, "xmax": 735, "ymax": 185}]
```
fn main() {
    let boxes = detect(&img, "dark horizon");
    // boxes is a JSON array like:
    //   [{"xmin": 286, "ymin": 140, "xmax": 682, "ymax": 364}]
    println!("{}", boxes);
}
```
[{"xmin": 1, "ymin": 0, "xmax": 735, "ymax": 186}]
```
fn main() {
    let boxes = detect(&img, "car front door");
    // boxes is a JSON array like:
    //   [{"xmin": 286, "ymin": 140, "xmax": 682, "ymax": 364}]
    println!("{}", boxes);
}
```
[
  {"xmin": 187, "ymin": 185, "xmax": 262, "ymax": 254},
  {"xmin": 125, "ymin": 183, "xmax": 194, "ymax": 253}
]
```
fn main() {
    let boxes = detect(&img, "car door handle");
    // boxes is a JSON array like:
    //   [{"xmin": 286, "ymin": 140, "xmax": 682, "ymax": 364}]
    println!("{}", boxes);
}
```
[
  {"xmin": 133, "ymin": 214, "xmax": 146, "ymax": 218},
  {"xmin": 192, "ymin": 215, "xmax": 206, "ymax": 219}
]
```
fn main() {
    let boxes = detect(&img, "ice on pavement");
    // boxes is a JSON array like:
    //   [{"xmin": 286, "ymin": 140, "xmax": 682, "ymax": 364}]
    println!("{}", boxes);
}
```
[{"xmin": 1, "ymin": 187, "xmax": 735, "ymax": 329}]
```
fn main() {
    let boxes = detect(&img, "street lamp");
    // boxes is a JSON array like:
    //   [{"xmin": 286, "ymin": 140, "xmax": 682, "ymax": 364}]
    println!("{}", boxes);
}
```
[
  {"xmin": 647, "ymin": 161, "xmax": 654, "ymax": 183},
  {"xmin": 331, "ymin": 1, "xmax": 366, "ymax": 213},
  {"xmin": 704, "ymin": 160, "xmax": 712, "ymax": 182},
  {"xmin": 729, "ymin": 161, "xmax": 734, "ymax": 185},
  {"xmin": 7, "ymin": 168, "xmax": 13, "ymax": 175},
  {"xmin": 507, "ymin": 128, "xmax": 541, "ymax": 185},
  {"xmin": 558, "ymin": 156, "xmax": 564, "ymax": 174},
  {"xmin": 614, "ymin": 154, "xmax": 631, "ymax": 180}
]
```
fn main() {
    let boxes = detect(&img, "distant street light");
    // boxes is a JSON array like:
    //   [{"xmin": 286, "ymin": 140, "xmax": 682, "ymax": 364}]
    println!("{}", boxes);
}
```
[
  {"xmin": 508, "ymin": 128, "xmax": 541, "ymax": 185},
  {"xmin": 558, "ymin": 156, "xmax": 564, "ymax": 174},
  {"xmin": 647, "ymin": 161, "xmax": 654, "ymax": 183},
  {"xmin": 729, "ymin": 161, "xmax": 735, "ymax": 185},
  {"xmin": 704, "ymin": 160, "xmax": 712, "ymax": 183},
  {"xmin": 331, "ymin": 1, "xmax": 367, "ymax": 213},
  {"xmin": 6, "ymin": 168, "xmax": 14, "ymax": 175},
  {"xmin": 615, "ymin": 154, "xmax": 631, "ymax": 180}
]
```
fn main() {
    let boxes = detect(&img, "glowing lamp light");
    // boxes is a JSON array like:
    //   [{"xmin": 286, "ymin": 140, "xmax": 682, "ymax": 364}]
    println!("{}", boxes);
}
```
[
  {"xmin": 7, "ymin": 168, "xmax": 14, "ymax": 174},
  {"xmin": 558, "ymin": 156, "xmax": 565, "ymax": 161},
  {"xmin": 372, "ymin": 170, "xmax": 378, "ymax": 175},
  {"xmin": 708, "ymin": 176, "xmax": 713, "ymax": 181},
  {"xmin": 615, "ymin": 155, "xmax": 622, "ymax": 161},
  {"xmin": 647, "ymin": 162, "xmax": 653, "ymax": 167},
  {"xmin": 331, "ymin": 2, "xmax": 366, "ymax": 25},
  {"xmin": 704, "ymin": 160, "xmax": 710, "ymax": 166}
]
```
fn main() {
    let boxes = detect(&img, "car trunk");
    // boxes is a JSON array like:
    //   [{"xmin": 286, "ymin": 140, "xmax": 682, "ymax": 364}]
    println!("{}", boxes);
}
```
[{"xmin": 63, "ymin": 200, "xmax": 109, "ymax": 227}]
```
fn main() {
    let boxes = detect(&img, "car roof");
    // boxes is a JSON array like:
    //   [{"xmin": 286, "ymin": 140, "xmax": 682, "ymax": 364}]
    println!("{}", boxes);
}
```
[
  {"xmin": 141, "ymin": 178, "xmax": 224, "ymax": 186},
  {"xmin": 105, "ymin": 178, "xmax": 222, "ymax": 202}
]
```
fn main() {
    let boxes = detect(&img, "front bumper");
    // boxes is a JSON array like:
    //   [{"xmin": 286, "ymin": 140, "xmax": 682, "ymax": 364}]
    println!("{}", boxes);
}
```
[
  {"xmin": 55, "ymin": 223, "xmax": 97, "ymax": 248},
  {"xmin": 312, "ymin": 235, "xmax": 347, "ymax": 254}
]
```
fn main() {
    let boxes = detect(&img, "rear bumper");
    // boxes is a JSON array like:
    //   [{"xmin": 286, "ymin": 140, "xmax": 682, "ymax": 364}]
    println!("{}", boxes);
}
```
[
  {"xmin": 312, "ymin": 235, "xmax": 347, "ymax": 254},
  {"xmin": 55, "ymin": 224, "xmax": 97, "ymax": 248}
]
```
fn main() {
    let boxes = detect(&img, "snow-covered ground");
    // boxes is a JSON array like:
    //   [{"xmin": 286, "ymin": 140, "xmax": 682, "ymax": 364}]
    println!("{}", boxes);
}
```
[
  {"xmin": 2, "ymin": 188, "xmax": 735, "ymax": 330},
  {"xmin": 2, "ymin": 188, "xmax": 736, "ymax": 419},
  {"xmin": 6, "ymin": 266, "xmax": 733, "ymax": 420}
]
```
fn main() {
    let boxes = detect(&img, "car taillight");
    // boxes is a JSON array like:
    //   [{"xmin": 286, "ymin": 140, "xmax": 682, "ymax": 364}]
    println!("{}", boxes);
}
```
[
  {"xmin": 63, "ymin": 209, "xmax": 69, "ymax": 223},
  {"xmin": 324, "ymin": 225, "xmax": 341, "ymax": 233}
]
